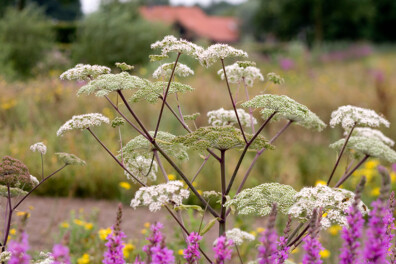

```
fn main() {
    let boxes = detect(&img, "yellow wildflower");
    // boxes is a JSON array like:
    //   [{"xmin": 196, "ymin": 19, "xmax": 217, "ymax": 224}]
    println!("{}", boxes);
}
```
[
  {"xmin": 98, "ymin": 228, "xmax": 112, "ymax": 241},
  {"xmin": 84, "ymin": 223, "xmax": 94, "ymax": 230},
  {"xmin": 10, "ymin": 229, "xmax": 16, "ymax": 235},
  {"xmin": 168, "ymin": 174, "xmax": 176, "ymax": 180},
  {"xmin": 320, "ymin": 249, "xmax": 330, "ymax": 258},
  {"xmin": 256, "ymin": 227, "xmax": 265, "ymax": 233},
  {"xmin": 249, "ymin": 231, "xmax": 257, "ymax": 237},
  {"xmin": 291, "ymin": 247, "xmax": 299, "ymax": 254},
  {"xmin": 390, "ymin": 172, "xmax": 396, "ymax": 183},
  {"xmin": 144, "ymin": 222, "xmax": 150, "ymax": 228},
  {"xmin": 178, "ymin": 249, "xmax": 184, "ymax": 255},
  {"xmin": 315, "ymin": 180, "xmax": 326, "ymax": 186},
  {"xmin": 119, "ymin": 181, "xmax": 131, "ymax": 190},
  {"xmin": 77, "ymin": 253, "xmax": 90, "ymax": 264},
  {"xmin": 123, "ymin": 243, "xmax": 135, "ymax": 259},
  {"xmin": 16, "ymin": 212, "xmax": 30, "ymax": 218},
  {"xmin": 197, "ymin": 189, "xmax": 203, "ymax": 195},
  {"xmin": 60, "ymin": 222, "xmax": 70, "ymax": 229},
  {"xmin": 141, "ymin": 229, "xmax": 148, "ymax": 235},
  {"xmin": 365, "ymin": 159, "xmax": 379, "ymax": 169},
  {"xmin": 192, "ymin": 182, "xmax": 198, "ymax": 187},
  {"xmin": 74, "ymin": 219, "xmax": 85, "ymax": 226},
  {"xmin": 371, "ymin": 187, "xmax": 380, "ymax": 197},
  {"xmin": 328, "ymin": 225, "xmax": 342, "ymax": 236}
]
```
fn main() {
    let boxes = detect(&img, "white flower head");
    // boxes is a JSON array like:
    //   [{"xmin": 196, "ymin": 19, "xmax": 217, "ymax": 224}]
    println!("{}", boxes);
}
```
[
  {"xmin": 151, "ymin": 35, "xmax": 204, "ymax": 59},
  {"xmin": 346, "ymin": 127, "xmax": 394, "ymax": 147},
  {"xmin": 267, "ymin": 72, "xmax": 285, "ymax": 85},
  {"xmin": 152, "ymin": 62, "xmax": 194, "ymax": 79},
  {"xmin": 30, "ymin": 175, "xmax": 39, "ymax": 186},
  {"xmin": 0, "ymin": 251, "xmax": 11, "ymax": 262},
  {"xmin": 130, "ymin": 181, "xmax": 189, "ymax": 212},
  {"xmin": 199, "ymin": 44, "xmax": 248, "ymax": 68},
  {"xmin": 224, "ymin": 228, "xmax": 255, "ymax": 246},
  {"xmin": 330, "ymin": 105, "xmax": 390, "ymax": 129},
  {"xmin": 57, "ymin": 113, "xmax": 110, "ymax": 136},
  {"xmin": 217, "ymin": 62, "xmax": 264, "ymax": 87},
  {"xmin": 288, "ymin": 184, "xmax": 368, "ymax": 229},
  {"xmin": 207, "ymin": 108, "xmax": 256, "ymax": 127},
  {"xmin": 60, "ymin": 64, "xmax": 111, "ymax": 81},
  {"xmin": 30, "ymin": 142, "xmax": 47, "ymax": 155},
  {"xmin": 124, "ymin": 156, "xmax": 158, "ymax": 184}
]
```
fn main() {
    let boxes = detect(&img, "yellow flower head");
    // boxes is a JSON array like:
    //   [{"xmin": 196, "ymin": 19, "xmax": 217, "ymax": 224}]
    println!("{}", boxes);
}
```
[
  {"xmin": 256, "ymin": 227, "xmax": 265, "ymax": 233},
  {"xmin": 98, "ymin": 228, "xmax": 112, "ymax": 241},
  {"xmin": 10, "ymin": 229, "xmax": 16, "ymax": 235},
  {"xmin": 60, "ymin": 222, "xmax": 70, "ymax": 229},
  {"xmin": 119, "ymin": 181, "xmax": 131, "ymax": 190},
  {"xmin": 315, "ymin": 180, "xmax": 327, "ymax": 186},
  {"xmin": 74, "ymin": 219, "xmax": 85, "ymax": 226},
  {"xmin": 328, "ymin": 225, "xmax": 342, "ymax": 236},
  {"xmin": 16, "ymin": 212, "xmax": 30, "ymax": 218},
  {"xmin": 168, "ymin": 174, "xmax": 176, "ymax": 180},
  {"xmin": 371, "ymin": 187, "xmax": 380, "ymax": 197},
  {"xmin": 178, "ymin": 249, "xmax": 184, "ymax": 255},
  {"xmin": 84, "ymin": 223, "xmax": 94, "ymax": 230},
  {"xmin": 365, "ymin": 159, "xmax": 380, "ymax": 169},
  {"xmin": 320, "ymin": 249, "xmax": 330, "ymax": 258},
  {"xmin": 77, "ymin": 253, "xmax": 90, "ymax": 264},
  {"xmin": 144, "ymin": 222, "xmax": 151, "ymax": 228},
  {"xmin": 123, "ymin": 243, "xmax": 135, "ymax": 259}
]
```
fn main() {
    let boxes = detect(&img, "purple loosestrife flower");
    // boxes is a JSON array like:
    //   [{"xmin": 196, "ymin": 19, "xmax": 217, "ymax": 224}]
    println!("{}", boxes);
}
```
[
  {"xmin": 274, "ymin": 216, "xmax": 292, "ymax": 264},
  {"xmin": 103, "ymin": 204, "xmax": 126, "ymax": 264},
  {"xmin": 302, "ymin": 209, "xmax": 323, "ymax": 264},
  {"xmin": 339, "ymin": 177, "xmax": 366, "ymax": 264},
  {"xmin": 184, "ymin": 232, "xmax": 202, "ymax": 263},
  {"xmin": 258, "ymin": 204, "xmax": 278, "ymax": 264},
  {"xmin": 143, "ymin": 222, "xmax": 164, "ymax": 254},
  {"xmin": 213, "ymin": 236, "xmax": 234, "ymax": 264},
  {"xmin": 384, "ymin": 192, "xmax": 396, "ymax": 256},
  {"xmin": 151, "ymin": 243, "xmax": 175, "ymax": 264},
  {"xmin": 364, "ymin": 200, "xmax": 388, "ymax": 263},
  {"xmin": 52, "ymin": 244, "xmax": 71, "ymax": 264},
  {"xmin": 8, "ymin": 232, "xmax": 31, "ymax": 264}
]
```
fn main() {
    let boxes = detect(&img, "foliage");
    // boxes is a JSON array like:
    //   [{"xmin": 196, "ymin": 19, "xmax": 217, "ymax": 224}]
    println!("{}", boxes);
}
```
[
  {"xmin": 72, "ymin": 2, "xmax": 172, "ymax": 67},
  {"xmin": 0, "ymin": 5, "xmax": 54, "ymax": 79}
]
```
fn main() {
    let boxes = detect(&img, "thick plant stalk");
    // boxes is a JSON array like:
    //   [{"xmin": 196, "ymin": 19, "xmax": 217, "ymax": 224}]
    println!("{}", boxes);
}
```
[
  {"xmin": 221, "ymin": 58, "xmax": 247, "ymax": 143},
  {"xmin": 242, "ymin": 77, "xmax": 255, "ymax": 133},
  {"xmin": 327, "ymin": 124, "xmax": 356, "ymax": 186},
  {"xmin": 225, "ymin": 111, "xmax": 277, "ymax": 195},
  {"xmin": 153, "ymin": 52, "xmax": 181, "ymax": 138},
  {"xmin": 220, "ymin": 150, "xmax": 227, "ymax": 236},
  {"xmin": 335, "ymin": 155, "xmax": 369, "ymax": 187}
]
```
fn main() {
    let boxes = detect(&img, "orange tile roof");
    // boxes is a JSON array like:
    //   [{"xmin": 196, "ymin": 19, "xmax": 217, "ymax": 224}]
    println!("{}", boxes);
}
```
[{"xmin": 140, "ymin": 6, "xmax": 239, "ymax": 43}]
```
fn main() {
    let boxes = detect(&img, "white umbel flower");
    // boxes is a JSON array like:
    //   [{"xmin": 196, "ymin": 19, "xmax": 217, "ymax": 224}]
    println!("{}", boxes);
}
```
[
  {"xmin": 346, "ymin": 127, "xmax": 395, "ymax": 147},
  {"xmin": 199, "ymin": 44, "xmax": 248, "ymax": 67},
  {"xmin": 207, "ymin": 108, "xmax": 256, "ymax": 127},
  {"xmin": 57, "ymin": 113, "xmax": 110, "ymax": 136},
  {"xmin": 151, "ymin": 35, "xmax": 204, "ymax": 58},
  {"xmin": 30, "ymin": 175, "xmax": 39, "ymax": 186},
  {"xmin": 288, "ymin": 184, "xmax": 368, "ymax": 229},
  {"xmin": 225, "ymin": 228, "xmax": 255, "ymax": 246},
  {"xmin": 124, "ymin": 156, "xmax": 158, "ymax": 184},
  {"xmin": 130, "ymin": 181, "xmax": 189, "ymax": 212},
  {"xmin": 217, "ymin": 62, "xmax": 264, "ymax": 87},
  {"xmin": 330, "ymin": 105, "xmax": 390, "ymax": 129},
  {"xmin": 0, "ymin": 251, "xmax": 11, "ymax": 262},
  {"xmin": 152, "ymin": 62, "xmax": 194, "ymax": 79},
  {"xmin": 60, "ymin": 64, "xmax": 111, "ymax": 81},
  {"xmin": 30, "ymin": 142, "xmax": 47, "ymax": 155}
]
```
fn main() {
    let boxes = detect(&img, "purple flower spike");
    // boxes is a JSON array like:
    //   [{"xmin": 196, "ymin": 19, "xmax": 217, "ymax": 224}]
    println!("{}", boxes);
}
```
[
  {"xmin": 103, "ymin": 228, "xmax": 127, "ymax": 264},
  {"xmin": 391, "ymin": 163, "xmax": 396, "ymax": 172},
  {"xmin": 184, "ymin": 232, "xmax": 202, "ymax": 263},
  {"xmin": 151, "ymin": 244, "xmax": 175, "ymax": 264},
  {"xmin": 258, "ymin": 204, "xmax": 278, "ymax": 264},
  {"xmin": 213, "ymin": 236, "xmax": 233, "ymax": 264},
  {"xmin": 339, "ymin": 177, "xmax": 365, "ymax": 264},
  {"xmin": 8, "ymin": 232, "xmax": 31, "ymax": 264},
  {"xmin": 364, "ymin": 200, "xmax": 388, "ymax": 264},
  {"xmin": 52, "ymin": 244, "xmax": 71, "ymax": 264},
  {"xmin": 302, "ymin": 209, "xmax": 323, "ymax": 264}
]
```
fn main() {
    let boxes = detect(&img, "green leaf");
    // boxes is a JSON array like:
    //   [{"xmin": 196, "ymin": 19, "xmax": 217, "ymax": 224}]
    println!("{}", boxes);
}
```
[
  {"xmin": 200, "ymin": 218, "xmax": 219, "ymax": 236},
  {"xmin": 175, "ymin": 204, "xmax": 204, "ymax": 213}
]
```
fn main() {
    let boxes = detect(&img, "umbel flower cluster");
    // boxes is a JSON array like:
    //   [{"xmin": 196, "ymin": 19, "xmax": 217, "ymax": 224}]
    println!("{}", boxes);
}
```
[
  {"xmin": 207, "ymin": 108, "xmax": 257, "ymax": 127},
  {"xmin": 288, "ymin": 184, "xmax": 368, "ymax": 228},
  {"xmin": 53, "ymin": 35, "xmax": 396, "ymax": 263},
  {"xmin": 130, "ymin": 181, "xmax": 189, "ymax": 212}
]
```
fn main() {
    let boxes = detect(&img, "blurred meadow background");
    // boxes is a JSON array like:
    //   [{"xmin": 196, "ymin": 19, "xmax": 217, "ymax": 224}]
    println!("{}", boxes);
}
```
[{"xmin": 1, "ymin": 0, "xmax": 396, "ymax": 262}]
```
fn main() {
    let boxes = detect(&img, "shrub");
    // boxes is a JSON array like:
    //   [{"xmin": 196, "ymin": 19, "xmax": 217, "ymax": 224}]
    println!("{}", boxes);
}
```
[{"xmin": 0, "ymin": 5, "xmax": 54, "ymax": 79}]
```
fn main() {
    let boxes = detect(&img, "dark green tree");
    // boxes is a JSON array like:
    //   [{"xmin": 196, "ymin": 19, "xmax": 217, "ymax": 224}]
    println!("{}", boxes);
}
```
[
  {"xmin": 0, "ymin": 5, "xmax": 54, "ymax": 79},
  {"xmin": 30, "ymin": 0, "xmax": 82, "ymax": 21},
  {"xmin": 72, "ymin": 1, "xmax": 172, "ymax": 66}
]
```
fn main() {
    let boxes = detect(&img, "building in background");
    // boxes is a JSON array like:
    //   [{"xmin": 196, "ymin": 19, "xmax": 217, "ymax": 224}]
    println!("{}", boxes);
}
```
[{"xmin": 140, "ymin": 6, "xmax": 239, "ymax": 43}]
